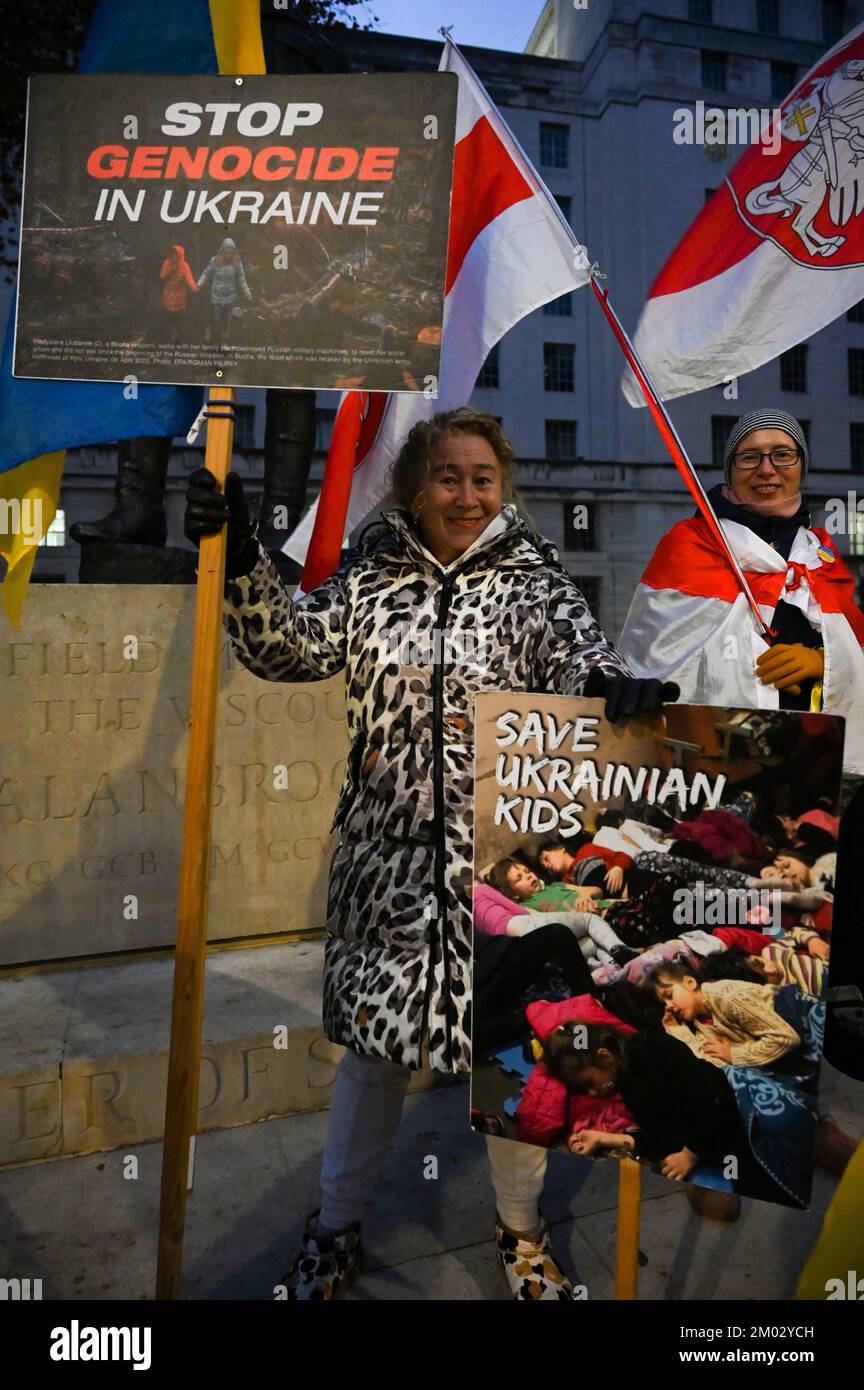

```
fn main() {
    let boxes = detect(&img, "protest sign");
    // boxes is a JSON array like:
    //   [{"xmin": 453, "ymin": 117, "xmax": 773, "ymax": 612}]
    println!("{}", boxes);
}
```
[
  {"xmin": 14, "ymin": 74, "xmax": 456, "ymax": 391},
  {"xmin": 472, "ymin": 695, "xmax": 844, "ymax": 1209}
]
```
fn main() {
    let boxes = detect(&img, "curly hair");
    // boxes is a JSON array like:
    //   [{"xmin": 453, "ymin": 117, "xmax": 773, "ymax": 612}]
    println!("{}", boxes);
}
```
[{"xmin": 388, "ymin": 407, "xmax": 523, "ymax": 519}]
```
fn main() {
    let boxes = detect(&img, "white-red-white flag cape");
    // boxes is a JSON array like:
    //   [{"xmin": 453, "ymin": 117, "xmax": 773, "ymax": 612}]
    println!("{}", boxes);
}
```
[
  {"xmin": 622, "ymin": 21, "xmax": 864, "ymax": 405},
  {"xmin": 283, "ymin": 37, "xmax": 589, "ymax": 565},
  {"xmin": 617, "ymin": 516, "xmax": 864, "ymax": 773}
]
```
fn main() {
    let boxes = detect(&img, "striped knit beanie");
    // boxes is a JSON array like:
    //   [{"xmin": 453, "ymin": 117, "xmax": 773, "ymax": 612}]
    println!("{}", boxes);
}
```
[{"xmin": 723, "ymin": 409, "xmax": 808, "ymax": 483}]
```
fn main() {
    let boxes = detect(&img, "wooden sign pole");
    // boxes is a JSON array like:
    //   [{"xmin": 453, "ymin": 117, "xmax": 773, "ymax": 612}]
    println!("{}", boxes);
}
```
[
  {"xmin": 614, "ymin": 1157, "xmax": 643, "ymax": 1300},
  {"xmin": 155, "ymin": 386, "xmax": 235, "ymax": 1300}
]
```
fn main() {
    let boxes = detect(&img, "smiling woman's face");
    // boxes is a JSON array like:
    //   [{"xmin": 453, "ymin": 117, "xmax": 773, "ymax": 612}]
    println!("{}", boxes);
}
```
[
  {"xmin": 727, "ymin": 427, "xmax": 802, "ymax": 510},
  {"xmin": 413, "ymin": 432, "xmax": 504, "ymax": 565}
]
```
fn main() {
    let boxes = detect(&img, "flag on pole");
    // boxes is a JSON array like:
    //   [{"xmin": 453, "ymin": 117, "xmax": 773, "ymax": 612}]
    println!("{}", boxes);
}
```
[
  {"xmin": 0, "ymin": 0, "xmax": 265, "ymax": 627},
  {"xmin": 590, "ymin": 272, "xmax": 772, "ymax": 636},
  {"xmin": 621, "ymin": 20, "xmax": 864, "ymax": 406},
  {"xmin": 287, "ymin": 35, "xmax": 590, "ymax": 582}
]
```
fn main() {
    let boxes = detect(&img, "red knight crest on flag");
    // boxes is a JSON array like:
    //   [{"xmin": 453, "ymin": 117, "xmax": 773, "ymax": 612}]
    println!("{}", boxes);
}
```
[{"xmin": 623, "ymin": 22, "xmax": 864, "ymax": 404}]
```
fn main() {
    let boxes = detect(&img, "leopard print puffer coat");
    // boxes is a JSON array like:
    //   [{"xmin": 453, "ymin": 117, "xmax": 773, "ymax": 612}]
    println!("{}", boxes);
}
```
[{"xmin": 223, "ymin": 503, "xmax": 631, "ymax": 1074}]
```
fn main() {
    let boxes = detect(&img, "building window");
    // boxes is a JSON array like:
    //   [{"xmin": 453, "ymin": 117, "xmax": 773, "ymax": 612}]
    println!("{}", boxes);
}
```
[
  {"xmin": 771, "ymin": 62, "xmax": 796, "ymax": 101},
  {"xmin": 851, "ymin": 423, "xmax": 864, "ymax": 471},
  {"xmin": 476, "ymin": 343, "xmax": 500, "ymax": 389},
  {"xmin": 711, "ymin": 415, "xmax": 738, "ymax": 469},
  {"xmin": 562, "ymin": 501, "xmax": 597, "ymax": 551},
  {"xmin": 546, "ymin": 420, "xmax": 578, "ymax": 461},
  {"xmin": 38, "ymin": 507, "xmax": 65, "ymax": 547},
  {"xmin": 757, "ymin": 0, "xmax": 779, "ymax": 36},
  {"xmin": 850, "ymin": 510, "xmax": 864, "ymax": 556},
  {"xmin": 540, "ymin": 122, "xmax": 569, "ymax": 169},
  {"xmin": 573, "ymin": 576, "xmax": 601, "ymax": 612},
  {"xmin": 849, "ymin": 348, "xmax": 864, "ymax": 395},
  {"xmin": 544, "ymin": 292, "xmax": 572, "ymax": 317},
  {"xmin": 314, "ymin": 408, "xmax": 337, "ymax": 452},
  {"xmin": 780, "ymin": 344, "xmax": 808, "ymax": 392},
  {"xmin": 689, "ymin": 0, "xmax": 713, "ymax": 19},
  {"xmin": 544, "ymin": 343, "xmax": 575, "ymax": 392},
  {"xmin": 556, "ymin": 194, "xmax": 572, "ymax": 222},
  {"xmin": 701, "ymin": 51, "xmax": 727, "ymax": 91},
  {"xmin": 233, "ymin": 404, "xmax": 256, "ymax": 449},
  {"xmin": 848, "ymin": 300, "xmax": 864, "ymax": 323},
  {"xmin": 823, "ymin": 1, "xmax": 845, "ymax": 46}
]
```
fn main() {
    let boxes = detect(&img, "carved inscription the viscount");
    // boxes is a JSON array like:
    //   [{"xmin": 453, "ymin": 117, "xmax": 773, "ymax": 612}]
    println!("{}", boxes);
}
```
[{"xmin": 0, "ymin": 587, "xmax": 347, "ymax": 965}]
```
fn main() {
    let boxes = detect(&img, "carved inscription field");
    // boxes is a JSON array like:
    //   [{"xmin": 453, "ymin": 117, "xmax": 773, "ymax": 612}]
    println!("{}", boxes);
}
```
[{"xmin": 0, "ymin": 586, "xmax": 347, "ymax": 964}]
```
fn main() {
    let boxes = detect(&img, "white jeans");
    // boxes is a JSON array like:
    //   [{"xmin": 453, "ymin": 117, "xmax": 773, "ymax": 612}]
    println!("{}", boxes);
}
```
[
  {"xmin": 513, "ymin": 910, "xmax": 627, "ymax": 967},
  {"xmin": 319, "ymin": 1048, "xmax": 549, "ymax": 1234}
]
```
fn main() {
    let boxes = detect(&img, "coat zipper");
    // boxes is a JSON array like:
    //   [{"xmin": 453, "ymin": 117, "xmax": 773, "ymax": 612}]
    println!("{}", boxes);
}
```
[{"xmin": 420, "ymin": 570, "xmax": 456, "ymax": 1066}]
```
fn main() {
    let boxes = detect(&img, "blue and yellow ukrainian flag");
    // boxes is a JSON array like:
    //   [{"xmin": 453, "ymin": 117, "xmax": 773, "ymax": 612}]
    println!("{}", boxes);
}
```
[{"xmin": 0, "ymin": 0, "xmax": 265, "ymax": 627}]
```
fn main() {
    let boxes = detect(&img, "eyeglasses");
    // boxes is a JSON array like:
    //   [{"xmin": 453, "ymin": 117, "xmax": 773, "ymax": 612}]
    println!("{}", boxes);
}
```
[{"xmin": 732, "ymin": 447, "xmax": 800, "ymax": 471}]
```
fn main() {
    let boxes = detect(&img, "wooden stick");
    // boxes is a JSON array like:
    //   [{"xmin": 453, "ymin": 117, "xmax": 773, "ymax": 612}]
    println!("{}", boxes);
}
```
[
  {"xmin": 156, "ymin": 386, "xmax": 234, "ymax": 1299},
  {"xmin": 614, "ymin": 1156, "xmax": 642, "ymax": 1300}
]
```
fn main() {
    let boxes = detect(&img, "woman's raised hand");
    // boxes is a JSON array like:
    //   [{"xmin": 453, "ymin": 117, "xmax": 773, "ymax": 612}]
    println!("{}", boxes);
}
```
[{"xmin": 184, "ymin": 467, "xmax": 255, "ymax": 559}]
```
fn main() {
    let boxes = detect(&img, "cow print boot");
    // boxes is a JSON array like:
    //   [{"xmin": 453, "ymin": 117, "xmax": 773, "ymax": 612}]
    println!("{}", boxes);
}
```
[
  {"xmin": 281, "ymin": 1212, "xmax": 365, "ymax": 1301},
  {"xmin": 495, "ymin": 1214, "xmax": 575, "ymax": 1300}
]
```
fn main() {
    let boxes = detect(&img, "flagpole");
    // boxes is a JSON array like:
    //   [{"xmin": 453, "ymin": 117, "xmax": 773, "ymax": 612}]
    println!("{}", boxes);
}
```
[
  {"xmin": 575, "ymin": 250, "xmax": 773, "ymax": 639},
  {"xmin": 155, "ymin": 386, "xmax": 234, "ymax": 1300},
  {"xmin": 615, "ymin": 1158, "xmax": 642, "ymax": 1300}
]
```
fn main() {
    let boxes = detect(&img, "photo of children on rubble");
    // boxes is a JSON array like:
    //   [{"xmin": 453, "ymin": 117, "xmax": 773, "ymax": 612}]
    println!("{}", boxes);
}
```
[
  {"xmin": 15, "ymin": 73, "xmax": 455, "ymax": 390},
  {"xmin": 471, "ymin": 693, "xmax": 845, "ymax": 1209}
]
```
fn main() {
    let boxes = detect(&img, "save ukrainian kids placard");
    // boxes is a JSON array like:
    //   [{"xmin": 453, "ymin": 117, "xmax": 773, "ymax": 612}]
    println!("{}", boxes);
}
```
[
  {"xmin": 13, "ymin": 74, "xmax": 456, "ymax": 391},
  {"xmin": 471, "ymin": 694, "xmax": 844, "ymax": 1209}
]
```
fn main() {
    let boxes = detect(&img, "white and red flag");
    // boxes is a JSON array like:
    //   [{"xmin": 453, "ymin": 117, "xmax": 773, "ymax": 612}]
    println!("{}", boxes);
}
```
[
  {"xmin": 622, "ymin": 21, "xmax": 864, "ymax": 405},
  {"xmin": 285, "ymin": 36, "xmax": 589, "ymax": 588}
]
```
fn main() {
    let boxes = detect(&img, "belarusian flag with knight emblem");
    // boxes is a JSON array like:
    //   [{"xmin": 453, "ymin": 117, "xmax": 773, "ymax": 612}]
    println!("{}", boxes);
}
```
[{"xmin": 622, "ymin": 20, "xmax": 864, "ymax": 404}]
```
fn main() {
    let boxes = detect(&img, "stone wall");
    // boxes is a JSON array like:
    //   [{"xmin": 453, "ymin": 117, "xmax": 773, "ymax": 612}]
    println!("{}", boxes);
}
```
[{"xmin": 0, "ymin": 586, "xmax": 348, "ymax": 966}]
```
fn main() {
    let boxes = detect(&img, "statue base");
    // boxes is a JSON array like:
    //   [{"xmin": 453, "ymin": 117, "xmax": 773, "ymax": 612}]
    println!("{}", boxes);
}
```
[{"xmin": 76, "ymin": 541, "xmax": 303, "ymax": 587}]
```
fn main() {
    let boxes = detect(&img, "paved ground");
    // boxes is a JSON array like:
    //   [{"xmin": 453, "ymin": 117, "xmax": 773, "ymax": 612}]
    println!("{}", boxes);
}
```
[{"xmin": 1, "ymin": 1058, "xmax": 861, "ymax": 1301}]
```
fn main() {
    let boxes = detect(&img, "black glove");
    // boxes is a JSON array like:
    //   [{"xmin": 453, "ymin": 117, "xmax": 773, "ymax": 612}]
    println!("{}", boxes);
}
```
[
  {"xmin": 582, "ymin": 667, "xmax": 680, "ymax": 722},
  {"xmin": 184, "ymin": 467, "xmax": 258, "ymax": 574}
]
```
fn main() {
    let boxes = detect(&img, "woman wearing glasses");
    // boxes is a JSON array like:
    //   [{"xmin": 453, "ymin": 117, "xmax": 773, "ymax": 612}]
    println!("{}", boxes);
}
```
[{"xmin": 619, "ymin": 409, "xmax": 864, "ymax": 775}]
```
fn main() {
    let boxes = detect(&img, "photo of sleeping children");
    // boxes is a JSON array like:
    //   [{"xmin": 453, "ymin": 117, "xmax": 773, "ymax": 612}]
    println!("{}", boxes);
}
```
[{"xmin": 470, "ymin": 694, "xmax": 847, "ymax": 1209}]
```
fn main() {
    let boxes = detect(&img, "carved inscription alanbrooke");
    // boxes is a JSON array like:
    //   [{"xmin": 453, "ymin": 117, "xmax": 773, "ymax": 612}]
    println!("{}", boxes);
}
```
[{"xmin": 0, "ymin": 588, "xmax": 348, "ymax": 965}]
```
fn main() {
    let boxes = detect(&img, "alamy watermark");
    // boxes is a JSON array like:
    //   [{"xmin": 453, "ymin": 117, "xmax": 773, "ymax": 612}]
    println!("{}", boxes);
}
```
[
  {"xmin": 49, "ymin": 1322, "xmax": 151, "ymax": 1370},
  {"xmin": 0, "ymin": 1276, "xmax": 42, "ymax": 1300},
  {"xmin": 673, "ymin": 886, "xmax": 781, "ymax": 930},
  {"xmin": 0, "ymin": 497, "xmax": 43, "ymax": 542},
  {"xmin": 383, "ymin": 622, "xmax": 491, "ymax": 667},
  {"xmin": 824, "ymin": 490, "xmax": 864, "ymax": 533},
  {"xmin": 673, "ymin": 101, "xmax": 782, "ymax": 155},
  {"xmin": 825, "ymin": 1270, "xmax": 864, "ymax": 1299}
]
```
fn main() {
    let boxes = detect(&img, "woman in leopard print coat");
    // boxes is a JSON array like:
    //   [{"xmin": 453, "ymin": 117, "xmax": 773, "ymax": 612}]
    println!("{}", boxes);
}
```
[
  {"xmin": 219, "ymin": 432, "xmax": 632, "ymax": 1077},
  {"xmin": 187, "ymin": 407, "xmax": 671, "ymax": 1300}
]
